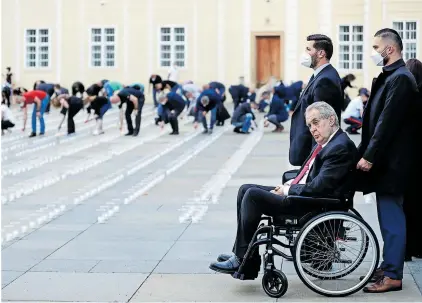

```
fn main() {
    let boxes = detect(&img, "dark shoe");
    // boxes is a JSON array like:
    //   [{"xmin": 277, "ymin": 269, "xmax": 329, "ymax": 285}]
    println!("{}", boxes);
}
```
[
  {"xmin": 29, "ymin": 132, "xmax": 36, "ymax": 138},
  {"xmin": 363, "ymin": 276, "xmax": 402, "ymax": 293},
  {"xmin": 125, "ymin": 132, "xmax": 134, "ymax": 136},
  {"xmin": 405, "ymin": 255, "xmax": 412, "ymax": 262},
  {"xmin": 272, "ymin": 126, "xmax": 284, "ymax": 133},
  {"xmin": 39, "ymin": 132, "xmax": 45, "ymax": 136},
  {"xmin": 170, "ymin": 131, "xmax": 179, "ymax": 135},
  {"xmin": 217, "ymin": 253, "xmax": 232, "ymax": 262},
  {"xmin": 360, "ymin": 267, "xmax": 383, "ymax": 282},
  {"xmin": 202, "ymin": 129, "xmax": 208, "ymax": 134},
  {"xmin": 239, "ymin": 130, "xmax": 250, "ymax": 134},
  {"xmin": 155, "ymin": 117, "xmax": 160, "ymax": 125},
  {"xmin": 132, "ymin": 132, "xmax": 139, "ymax": 137},
  {"xmin": 233, "ymin": 127, "xmax": 241, "ymax": 133},
  {"xmin": 208, "ymin": 129, "xmax": 213, "ymax": 134},
  {"xmin": 209, "ymin": 256, "xmax": 241, "ymax": 274}
]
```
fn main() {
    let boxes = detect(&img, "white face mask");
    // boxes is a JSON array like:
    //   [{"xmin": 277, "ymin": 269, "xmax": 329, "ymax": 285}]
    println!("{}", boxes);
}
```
[
  {"xmin": 300, "ymin": 53, "xmax": 312, "ymax": 68},
  {"xmin": 370, "ymin": 47, "xmax": 388, "ymax": 67}
]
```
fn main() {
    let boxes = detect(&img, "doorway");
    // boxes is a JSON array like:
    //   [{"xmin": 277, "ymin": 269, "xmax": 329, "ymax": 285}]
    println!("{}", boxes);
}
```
[{"xmin": 256, "ymin": 36, "xmax": 281, "ymax": 87}]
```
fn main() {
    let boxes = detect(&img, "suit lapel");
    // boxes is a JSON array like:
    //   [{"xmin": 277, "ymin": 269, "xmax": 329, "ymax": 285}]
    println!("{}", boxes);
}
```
[{"xmin": 293, "ymin": 65, "xmax": 330, "ymax": 113}]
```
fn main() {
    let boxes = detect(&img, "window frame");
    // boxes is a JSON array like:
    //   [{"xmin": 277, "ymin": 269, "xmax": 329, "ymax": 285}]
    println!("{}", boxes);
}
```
[
  {"xmin": 337, "ymin": 24, "xmax": 364, "ymax": 72},
  {"xmin": 89, "ymin": 26, "xmax": 118, "ymax": 68},
  {"xmin": 392, "ymin": 20, "xmax": 419, "ymax": 61},
  {"xmin": 157, "ymin": 25, "xmax": 188, "ymax": 69},
  {"xmin": 23, "ymin": 28, "xmax": 52, "ymax": 69}
]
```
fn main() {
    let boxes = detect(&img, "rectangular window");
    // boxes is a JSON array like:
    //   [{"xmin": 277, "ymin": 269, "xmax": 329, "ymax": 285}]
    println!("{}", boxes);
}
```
[
  {"xmin": 393, "ymin": 21, "xmax": 417, "ymax": 61},
  {"xmin": 338, "ymin": 25, "xmax": 364, "ymax": 70},
  {"xmin": 159, "ymin": 27, "xmax": 186, "ymax": 68},
  {"xmin": 25, "ymin": 29, "xmax": 50, "ymax": 68},
  {"xmin": 90, "ymin": 27, "xmax": 116, "ymax": 67}
]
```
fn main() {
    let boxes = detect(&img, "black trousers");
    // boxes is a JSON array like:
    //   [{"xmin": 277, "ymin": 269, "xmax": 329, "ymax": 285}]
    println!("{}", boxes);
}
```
[
  {"xmin": 162, "ymin": 108, "xmax": 181, "ymax": 132},
  {"xmin": 2, "ymin": 120, "xmax": 15, "ymax": 130},
  {"xmin": 68, "ymin": 103, "xmax": 83, "ymax": 134},
  {"xmin": 125, "ymin": 100, "xmax": 144, "ymax": 134},
  {"xmin": 233, "ymin": 184, "xmax": 304, "ymax": 258}
]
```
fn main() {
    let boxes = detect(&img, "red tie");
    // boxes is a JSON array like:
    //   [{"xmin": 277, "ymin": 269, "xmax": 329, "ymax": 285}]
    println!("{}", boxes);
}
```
[{"xmin": 291, "ymin": 145, "xmax": 322, "ymax": 185}]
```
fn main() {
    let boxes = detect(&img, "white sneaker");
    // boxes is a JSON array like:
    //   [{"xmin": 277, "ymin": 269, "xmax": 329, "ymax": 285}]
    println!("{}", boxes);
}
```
[{"xmin": 93, "ymin": 129, "xmax": 99, "ymax": 136}]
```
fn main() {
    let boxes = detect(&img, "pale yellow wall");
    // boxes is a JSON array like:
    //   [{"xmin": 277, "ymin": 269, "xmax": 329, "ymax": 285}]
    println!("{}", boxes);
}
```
[
  {"xmin": 1, "ymin": 0, "xmax": 421, "ymax": 99},
  {"xmin": 297, "ymin": 0, "xmax": 320, "ymax": 84},
  {"xmin": 223, "ymin": 0, "xmax": 244, "ymax": 85}
]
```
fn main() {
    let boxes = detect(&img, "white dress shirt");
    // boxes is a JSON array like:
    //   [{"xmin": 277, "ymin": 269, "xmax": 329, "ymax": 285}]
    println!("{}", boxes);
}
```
[{"xmin": 283, "ymin": 128, "xmax": 339, "ymax": 195}]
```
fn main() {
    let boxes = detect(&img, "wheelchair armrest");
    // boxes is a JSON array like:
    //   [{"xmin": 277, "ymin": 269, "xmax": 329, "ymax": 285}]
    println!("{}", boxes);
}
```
[
  {"xmin": 282, "ymin": 169, "xmax": 299, "ymax": 184},
  {"xmin": 285, "ymin": 195, "xmax": 343, "ymax": 207}
]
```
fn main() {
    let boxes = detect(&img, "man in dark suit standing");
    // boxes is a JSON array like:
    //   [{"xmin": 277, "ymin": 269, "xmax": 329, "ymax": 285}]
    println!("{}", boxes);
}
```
[
  {"xmin": 209, "ymin": 102, "xmax": 357, "ymax": 276},
  {"xmin": 289, "ymin": 34, "xmax": 343, "ymax": 166},
  {"xmin": 357, "ymin": 28, "xmax": 419, "ymax": 293}
]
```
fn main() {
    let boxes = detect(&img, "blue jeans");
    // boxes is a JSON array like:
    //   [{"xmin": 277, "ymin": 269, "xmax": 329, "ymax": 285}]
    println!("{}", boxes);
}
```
[
  {"xmin": 99, "ymin": 100, "xmax": 112, "ymax": 118},
  {"xmin": 104, "ymin": 82, "xmax": 115, "ymax": 99},
  {"xmin": 32, "ymin": 96, "xmax": 49, "ymax": 133},
  {"xmin": 199, "ymin": 107, "xmax": 217, "ymax": 130},
  {"xmin": 377, "ymin": 193, "xmax": 406, "ymax": 280},
  {"xmin": 232, "ymin": 113, "xmax": 253, "ymax": 132},
  {"xmin": 258, "ymin": 100, "xmax": 269, "ymax": 111},
  {"xmin": 153, "ymin": 88, "xmax": 158, "ymax": 107}
]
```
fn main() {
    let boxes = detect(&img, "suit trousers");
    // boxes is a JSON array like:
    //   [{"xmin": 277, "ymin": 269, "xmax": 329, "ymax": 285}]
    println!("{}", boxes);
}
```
[
  {"xmin": 232, "ymin": 184, "xmax": 303, "ymax": 258},
  {"xmin": 376, "ymin": 193, "xmax": 406, "ymax": 280}
]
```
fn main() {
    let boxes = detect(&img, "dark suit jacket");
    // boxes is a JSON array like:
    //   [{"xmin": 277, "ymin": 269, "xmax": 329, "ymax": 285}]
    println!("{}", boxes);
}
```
[
  {"xmin": 357, "ymin": 59, "xmax": 419, "ymax": 195},
  {"xmin": 289, "ymin": 64, "xmax": 343, "ymax": 166},
  {"xmin": 289, "ymin": 129, "xmax": 358, "ymax": 199}
]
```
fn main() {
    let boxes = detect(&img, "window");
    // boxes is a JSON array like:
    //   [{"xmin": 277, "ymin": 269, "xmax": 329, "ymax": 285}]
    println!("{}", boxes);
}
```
[
  {"xmin": 90, "ymin": 28, "xmax": 116, "ymax": 67},
  {"xmin": 393, "ymin": 21, "xmax": 417, "ymax": 61},
  {"xmin": 159, "ymin": 27, "xmax": 186, "ymax": 68},
  {"xmin": 25, "ymin": 29, "xmax": 50, "ymax": 68},
  {"xmin": 338, "ymin": 25, "xmax": 364, "ymax": 70}
]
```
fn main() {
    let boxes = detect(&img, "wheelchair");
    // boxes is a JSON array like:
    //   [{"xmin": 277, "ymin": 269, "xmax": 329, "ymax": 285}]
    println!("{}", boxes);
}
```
[{"xmin": 232, "ymin": 170, "xmax": 380, "ymax": 298}]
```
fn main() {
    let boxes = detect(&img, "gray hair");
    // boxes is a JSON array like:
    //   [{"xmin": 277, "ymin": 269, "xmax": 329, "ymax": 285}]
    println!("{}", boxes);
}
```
[
  {"xmin": 305, "ymin": 101, "xmax": 339, "ymax": 127},
  {"xmin": 200, "ymin": 96, "xmax": 210, "ymax": 106}
]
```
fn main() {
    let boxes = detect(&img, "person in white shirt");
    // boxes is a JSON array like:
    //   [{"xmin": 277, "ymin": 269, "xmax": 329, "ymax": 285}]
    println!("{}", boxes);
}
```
[
  {"xmin": 1, "ymin": 100, "xmax": 15, "ymax": 135},
  {"xmin": 343, "ymin": 88, "xmax": 370, "ymax": 134},
  {"xmin": 168, "ymin": 62, "xmax": 179, "ymax": 82}
]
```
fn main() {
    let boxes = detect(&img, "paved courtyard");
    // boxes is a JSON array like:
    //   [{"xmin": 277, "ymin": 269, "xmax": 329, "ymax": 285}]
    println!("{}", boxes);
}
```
[{"xmin": 1, "ymin": 104, "xmax": 422, "ymax": 302}]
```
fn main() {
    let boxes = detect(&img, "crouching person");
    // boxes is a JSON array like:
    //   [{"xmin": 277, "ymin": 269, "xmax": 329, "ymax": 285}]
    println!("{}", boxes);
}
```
[
  {"xmin": 209, "ymin": 102, "xmax": 357, "ymax": 278},
  {"xmin": 263, "ymin": 93, "xmax": 289, "ymax": 133},
  {"xmin": 231, "ymin": 101, "xmax": 258, "ymax": 134},
  {"xmin": 157, "ymin": 91, "xmax": 186, "ymax": 135}
]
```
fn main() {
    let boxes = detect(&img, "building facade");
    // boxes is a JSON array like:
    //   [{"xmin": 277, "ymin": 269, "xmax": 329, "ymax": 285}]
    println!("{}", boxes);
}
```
[{"xmin": 1, "ymin": 0, "xmax": 421, "ymax": 95}]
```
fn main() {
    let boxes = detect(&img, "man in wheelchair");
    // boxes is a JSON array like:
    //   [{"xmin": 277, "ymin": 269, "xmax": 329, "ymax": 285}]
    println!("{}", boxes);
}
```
[{"xmin": 209, "ymin": 101, "xmax": 358, "ymax": 278}]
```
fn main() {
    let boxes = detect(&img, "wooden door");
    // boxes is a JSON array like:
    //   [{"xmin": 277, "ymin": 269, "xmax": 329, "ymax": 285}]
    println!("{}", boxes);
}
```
[{"xmin": 256, "ymin": 36, "xmax": 281, "ymax": 86}]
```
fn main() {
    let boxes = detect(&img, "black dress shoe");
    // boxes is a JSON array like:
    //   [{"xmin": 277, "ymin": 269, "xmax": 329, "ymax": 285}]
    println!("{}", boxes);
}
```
[
  {"xmin": 169, "ymin": 131, "xmax": 179, "ymax": 135},
  {"xmin": 132, "ymin": 132, "xmax": 139, "ymax": 137},
  {"xmin": 217, "ymin": 253, "xmax": 232, "ymax": 262},
  {"xmin": 202, "ymin": 129, "xmax": 208, "ymax": 134},
  {"xmin": 125, "ymin": 132, "xmax": 134, "ymax": 136},
  {"xmin": 29, "ymin": 132, "xmax": 36, "ymax": 138},
  {"xmin": 39, "ymin": 132, "xmax": 45, "ymax": 136},
  {"xmin": 233, "ymin": 127, "xmax": 241, "ymax": 133},
  {"xmin": 209, "ymin": 256, "xmax": 240, "ymax": 274}
]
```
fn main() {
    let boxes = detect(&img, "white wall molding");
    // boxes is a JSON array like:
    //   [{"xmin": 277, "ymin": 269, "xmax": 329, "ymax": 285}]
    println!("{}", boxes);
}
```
[
  {"xmin": 56, "ymin": 0, "xmax": 62, "ymax": 83},
  {"xmin": 243, "ymin": 0, "xmax": 251, "ymax": 84},
  {"xmin": 217, "ymin": 0, "xmax": 225, "ymax": 82},
  {"xmin": 148, "ymin": 0, "xmax": 153, "ymax": 76},
  {"xmin": 284, "ymin": 0, "xmax": 299, "ymax": 83},
  {"xmin": 318, "ymin": 0, "xmax": 332, "ymax": 38},
  {"xmin": 193, "ymin": 0, "xmax": 198, "ymax": 80}
]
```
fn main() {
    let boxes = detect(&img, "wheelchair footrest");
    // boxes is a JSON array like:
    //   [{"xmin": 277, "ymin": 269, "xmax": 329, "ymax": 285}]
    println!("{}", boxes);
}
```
[{"xmin": 232, "ymin": 271, "xmax": 258, "ymax": 281}]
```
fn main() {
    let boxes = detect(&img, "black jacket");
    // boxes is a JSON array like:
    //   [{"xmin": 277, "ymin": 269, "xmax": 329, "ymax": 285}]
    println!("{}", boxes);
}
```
[
  {"xmin": 289, "ymin": 64, "xmax": 343, "ymax": 166},
  {"xmin": 164, "ymin": 92, "xmax": 185, "ymax": 113},
  {"xmin": 357, "ymin": 59, "xmax": 419, "ymax": 195},
  {"xmin": 289, "ymin": 129, "xmax": 358, "ymax": 199}
]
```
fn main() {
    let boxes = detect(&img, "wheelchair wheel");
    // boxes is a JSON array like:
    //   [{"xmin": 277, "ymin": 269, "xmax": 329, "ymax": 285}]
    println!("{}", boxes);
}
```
[
  {"xmin": 262, "ymin": 269, "xmax": 288, "ymax": 298},
  {"xmin": 293, "ymin": 211, "xmax": 379, "ymax": 297}
]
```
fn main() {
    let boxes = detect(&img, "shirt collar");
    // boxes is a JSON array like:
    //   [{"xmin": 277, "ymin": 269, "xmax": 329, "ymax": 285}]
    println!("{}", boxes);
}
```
[
  {"xmin": 313, "ymin": 63, "xmax": 331, "ymax": 77},
  {"xmin": 322, "ymin": 128, "xmax": 339, "ymax": 148},
  {"xmin": 382, "ymin": 58, "xmax": 405, "ymax": 73}
]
